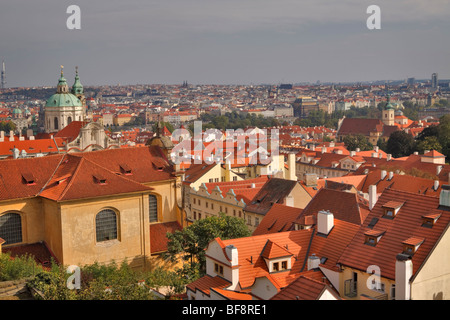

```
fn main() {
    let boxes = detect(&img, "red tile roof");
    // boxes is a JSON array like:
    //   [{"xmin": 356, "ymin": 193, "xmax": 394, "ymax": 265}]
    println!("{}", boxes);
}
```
[
  {"xmin": 54, "ymin": 121, "xmax": 89, "ymax": 143},
  {"xmin": 186, "ymin": 275, "xmax": 231, "ymax": 296},
  {"xmin": 39, "ymin": 155, "xmax": 153, "ymax": 202},
  {"xmin": 338, "ymin": 118, "xmax": 384, "ymax": 136},
  {"xmin": 338, "ymin": 188, "xmax": 450, "ymax": 280},
  {"xmin": 297, "ymin": 188, "xmax": 370, "ymax": 226},
  {"xmin": 271, "ymin": 274, "xmax": 339, "ymax": 300},
  {"xmin": 0, "ymin": 146, "xmax": 173, "ymax": 202},
  {"xmin": 252, "ymin": 204, "xmax": 302, "ymax": 236},
  {"xmin": 2, "ymin": 242, "xmax": 59, "ymax": 268},
  {"xmin": 150, "ymin": 222, "xmax": 182, "ymax": 254}
]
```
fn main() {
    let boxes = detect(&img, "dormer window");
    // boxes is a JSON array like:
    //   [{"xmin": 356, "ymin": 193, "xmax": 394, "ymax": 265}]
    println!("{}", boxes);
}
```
[
  {"xmin": 364, "ymin": 229, "xmax": 385, "ymax": 246},
  {"xmin": 421, "ymin": 213, "xmax": 440, "ymax": 228},
  {"xmin": 382, "ymin": 201, "xmax": 404, "ymax": 219},
  {"xmin": 402, "ymin": 237, "xmax": 424, "ymax": 255},
  {"xmin": 261, "ymin": 240, "xmax": 293, "ymax": 273}
]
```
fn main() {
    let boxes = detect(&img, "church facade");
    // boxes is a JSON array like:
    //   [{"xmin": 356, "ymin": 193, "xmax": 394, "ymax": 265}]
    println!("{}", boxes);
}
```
[{"xmin": 0, "ymin": 129, "xmax": 183, "ymax": 269}]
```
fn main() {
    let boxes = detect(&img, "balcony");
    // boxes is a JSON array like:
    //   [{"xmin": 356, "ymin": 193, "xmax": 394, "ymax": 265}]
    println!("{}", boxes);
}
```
[{"xmin": 344, "ymin": 279, "xmax": 357, "ymax": 298}]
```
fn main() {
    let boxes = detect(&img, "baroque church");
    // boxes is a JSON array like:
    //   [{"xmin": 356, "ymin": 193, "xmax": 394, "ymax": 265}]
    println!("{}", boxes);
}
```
[
  {"xmin": 44, "ymin": 66, "xmax": 117, "ymax": 152},
  {"xmin": 0, "ymin": 67, "xmax": 184, "ymax": 270}
]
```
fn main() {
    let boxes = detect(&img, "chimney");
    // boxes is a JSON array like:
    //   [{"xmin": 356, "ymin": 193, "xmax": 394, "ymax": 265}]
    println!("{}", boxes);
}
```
[
  {"xmin": 225, "ymin": 244, "xmax": 240, "ymax": 290},
  {"xmin": 288, "ymin": 153, "xmax": 297, "ymax": 181},
  {"xmin": 434, "ymin": 180, "xmax": 439, "ymax": 191},
  {"xmin": 12, "ymin": 148, "xmax": 19, "ymax": 159},
  {"xmin": 374, "ymin": 146, "xmax": 379, "ymax": 152},
  {"xmin": 388, "ymin": 171, "xmax": 394, "ymax": 180},
  {"xmin": 304, "ymin": 173, "xmax": 317, "ymax": 187},
  {"xmin": 9, "ymin": 131, "xmax": 14, "ymax": 142},
  {"xmin": 381, "ymin": 170, "xmax": 387, "ymax": 180},
  {"xmin": 395, "ymin": 254, "xmax": 413, "ymax": 300},
  {"xmin": 369, "ymin": 185, "xmax": 378, "ymax": 210},
  {"xmin": 317, "ymin": 210, "xmax": 334, "ymax": 235},
  {"xmin": 225, "ymin": 244, "xmax": 239, "ymax": 267},
  {"xmin": 387, "ymin": 154, "xmax": 392, "ymax": 161},
  {"xmin": 0, "ymin": 131, "xmax": 4, "ymax": 142},
  {"xmin": 436, "ymin": 165, "xmax": 443, "ymax": 176},
  {"xmin": 307, "ymin": 253, "xmax": 320, "ymax": 271},
  {"xmin": 440, "ymin": 185, "xmax": 450, "ymax": 207},
  {"xmin": 350, "ymin": 151, "xmax": 356, "ymax": 157},
  {"xmin": 250, "ymin": 183, "xmax": 256, "ymax": 188},
  {"xmin": 355, "ymin": 148, "xmax": 360, "ymax": 152}
]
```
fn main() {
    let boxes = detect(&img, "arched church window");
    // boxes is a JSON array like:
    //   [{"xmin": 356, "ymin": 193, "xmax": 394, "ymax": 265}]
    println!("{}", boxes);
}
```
[
  {"xmin": 54, "ymin": 117, "xmax": 59, "ymax": 130},
  {"xmin": 96, "ymin": 209, "xmax": 118, "ymax": 242},
  {"xmin": 67, "ymin": 116, "xmax": 72, "ymax": 124},
  {"xmin": 0, "ymin": 212, "xmax": 22, "ymax": 245}
]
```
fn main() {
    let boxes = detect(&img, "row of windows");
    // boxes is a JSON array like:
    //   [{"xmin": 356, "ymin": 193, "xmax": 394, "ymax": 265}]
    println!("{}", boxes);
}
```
[
  {"xmin": 191, "ymin": 210, "xmax": 259, "ymax": 227},
  {"xmin": 0, "ymin": 195, "xmax": 159, "ymax": 246}
]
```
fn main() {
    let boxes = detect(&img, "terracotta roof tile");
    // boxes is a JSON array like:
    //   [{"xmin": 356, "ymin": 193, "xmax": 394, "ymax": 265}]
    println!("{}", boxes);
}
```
[
  {"xmin": 252, "ymin": 203, "xmax": 302, "ymax": 236},
  {"xmin": 150, "ymin": 222, "xmax": 182, "ymax": 254},
  {"xmin": 338, "ymin": 188, "xmax": 450, "ymax": 279}
]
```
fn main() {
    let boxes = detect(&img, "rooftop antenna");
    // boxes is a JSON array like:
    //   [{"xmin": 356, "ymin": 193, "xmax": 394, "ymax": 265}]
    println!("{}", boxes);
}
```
[{"xmin": 1, "ymin": 60, "xmax": 6, "ymax": 89}]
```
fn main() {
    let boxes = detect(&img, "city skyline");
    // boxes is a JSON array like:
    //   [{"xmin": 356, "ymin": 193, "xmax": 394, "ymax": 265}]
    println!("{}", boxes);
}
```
[{"xmin": 1, "ymin": 0, "xmax": 449, "ymax": 87}]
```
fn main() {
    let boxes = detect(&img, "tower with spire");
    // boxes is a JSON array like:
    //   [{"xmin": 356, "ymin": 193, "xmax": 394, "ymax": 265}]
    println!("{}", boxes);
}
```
[
  {"xmin": 44, "ymin": 65, "xmax": 84, "ymax": 133},
  {"xmin": 1, "ymin": 60, "xmax": 6, "ymax": 89},
  {"xmin": 381, "ymin": 88, "xmax": 395, "ymax": 126}
]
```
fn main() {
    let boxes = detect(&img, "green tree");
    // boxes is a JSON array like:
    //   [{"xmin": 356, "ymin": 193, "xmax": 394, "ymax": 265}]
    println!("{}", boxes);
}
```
[
  {"xmin": 343, "ymin": 134, "xmax": 373, "ymax": 151},
  {"xmin": 416, "ymin": 136, "xmax": 442, "ymax": 154},
  {"xmin": 166, "ymin": 213, "xmax": 251, "ymax": 274},
  {"xmin": 438, "ymin": 114, "xmax": 450, "ymax": 160},
  {"xmin": 386, "ymin": 131, "xmax": 416, "ymax": 158}
]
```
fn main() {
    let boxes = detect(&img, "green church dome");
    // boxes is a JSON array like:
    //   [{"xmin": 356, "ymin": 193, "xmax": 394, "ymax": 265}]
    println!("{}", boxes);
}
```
[
  {"xmin": 45, "ymin": 65, "xmax": 82, "ymax": 108},
  {"xmin": 46, "ymin": 93, "xmax": 82, "ymax": 107}
]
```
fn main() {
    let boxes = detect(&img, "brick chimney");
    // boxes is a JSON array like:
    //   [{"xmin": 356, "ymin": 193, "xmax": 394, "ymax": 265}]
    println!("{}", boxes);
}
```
[{"xmin": 304, "ymin": 173, "xmax": 317, "ymax": 187}]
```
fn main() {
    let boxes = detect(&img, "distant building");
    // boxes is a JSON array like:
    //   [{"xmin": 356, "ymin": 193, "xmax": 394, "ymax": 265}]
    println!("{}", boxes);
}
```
[
  {"xmin": 432, "ymin": 73, "xmax": 438, "ymax": 90},
  {"xmin": 292, "ymin": 96, "xmax": 319, "ymax": 118}
]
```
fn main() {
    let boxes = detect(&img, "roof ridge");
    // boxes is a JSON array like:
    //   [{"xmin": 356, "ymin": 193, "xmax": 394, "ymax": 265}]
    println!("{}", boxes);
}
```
[
  {"xmin": 36, "ymin": 154, "xmax": 68, "ymax": 198},
  {"xmin": 57, "ymin": 155, "xmax": 85, "ymax": 201}
]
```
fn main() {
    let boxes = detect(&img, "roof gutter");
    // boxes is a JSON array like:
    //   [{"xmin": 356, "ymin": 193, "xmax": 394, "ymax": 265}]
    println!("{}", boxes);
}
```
[{"xmin": 300, "ymin": 227, "xmax": 316, "ymax": 272}]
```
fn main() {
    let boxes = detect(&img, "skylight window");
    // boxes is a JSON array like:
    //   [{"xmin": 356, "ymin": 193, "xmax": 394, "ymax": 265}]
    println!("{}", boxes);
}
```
[
  {"xmin": 21, "ymin": 172, "xmax": 35, "ymax": 185},
  {"xmin": 93, "ymin": 174, "xmax": 107, "ymax": 185}
]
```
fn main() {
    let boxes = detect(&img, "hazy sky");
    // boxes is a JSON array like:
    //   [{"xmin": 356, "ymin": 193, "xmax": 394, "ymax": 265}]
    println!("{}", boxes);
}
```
[{"xmin": 1, "ymin": 0, "xmax": 449, "ymax": 87}]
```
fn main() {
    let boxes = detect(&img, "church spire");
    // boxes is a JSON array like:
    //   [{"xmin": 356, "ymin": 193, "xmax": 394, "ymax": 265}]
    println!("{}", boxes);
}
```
[
  {"xmin": 72, "ymin": 66, "xmax": 84, "ymax": 95},
  {"xmin": 57, "ymin": 65, "xmax": 69, "ymax": 93}
]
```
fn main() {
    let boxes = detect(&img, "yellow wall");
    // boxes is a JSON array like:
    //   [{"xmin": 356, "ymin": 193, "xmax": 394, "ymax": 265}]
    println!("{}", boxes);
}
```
[
  {"xmin": 411, "ymin": 228, "xmax": 450, "ymax": 300},
  {"xmin": 58, "ymin": 193, "xmax": 151, "ymax": 268},
  {"xmin": 0, "ymin": 198, "xmax": 45, "ymax": 246},
  {"xmin": 340, "ymin": 266, "xmax": 395, "ymax": 300}
]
